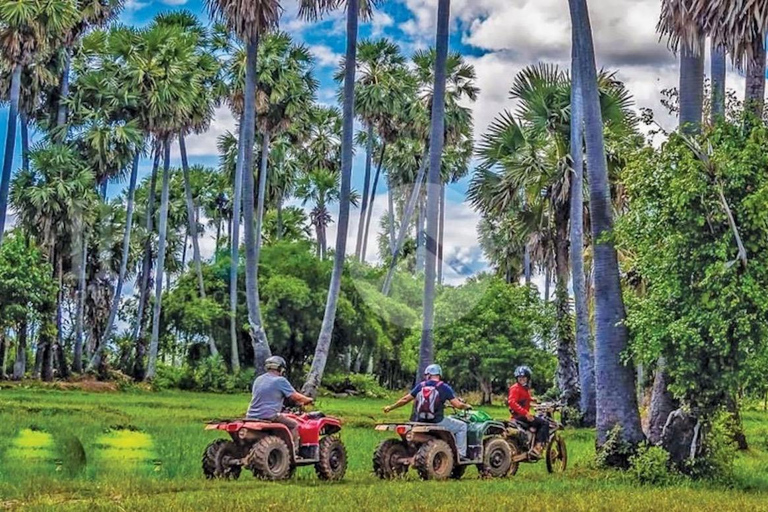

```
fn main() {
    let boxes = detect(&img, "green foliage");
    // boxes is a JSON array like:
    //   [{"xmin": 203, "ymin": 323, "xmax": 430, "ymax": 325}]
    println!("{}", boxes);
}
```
[
  {"xmin": 620, "ymin": 122, "xmax": 768, "ymax": 412},
  {"xmin": 152, "ymin": 364, "xmax": 195, "ymax": 391},
  {"xmin": 428, "ymin": 277, "xmax": 556, "ymax": 396},
  {"xmin": 0, "ymin": 232, "xmax": 56, "ymax": 328},
  {"xmin": 152, "ymin": 357, "xmax": 254, "ymax": 394},
  {"xmin": 596, "ymin": 425, "xmax": 637, "ymax": 470},
  {"xmin": 629, "ymin": 445, "xmax": 678, "ymax": 486},
  {"xmin": 321, "ymin": 373, "xmax": 387, "ymax": 399},
  {"xmin": 685, "ymin": 415, "xmax": 736, "ymax": 483}
]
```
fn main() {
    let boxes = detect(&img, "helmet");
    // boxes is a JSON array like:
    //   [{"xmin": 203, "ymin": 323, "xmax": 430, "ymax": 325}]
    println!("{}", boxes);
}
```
[
  {"xmin": 265, "ymin": 356, "xmax": 287, "ymax": 372},
  {"xmin": 514, "ymin": 365, "xmax": 532, "ymax": 381},
  {"xmin": 424, "ymin": 364, "xmax": 442, "ymax": 377}
]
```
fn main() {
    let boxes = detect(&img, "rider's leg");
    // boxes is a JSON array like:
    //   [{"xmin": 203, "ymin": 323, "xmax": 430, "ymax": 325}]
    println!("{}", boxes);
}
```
[
  {"xmin": 533, "ymin": 416, "xmax": 550, "ymax": 445},
  {"xmin": 436, "ymin": 416, "xmax": 468, "ymax": 459},
  {"xmin": 271, "ymin": 414, "xmax": 300, "ymax": 453}
]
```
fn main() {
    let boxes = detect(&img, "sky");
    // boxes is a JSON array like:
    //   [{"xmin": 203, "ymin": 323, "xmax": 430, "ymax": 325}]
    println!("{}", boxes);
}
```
[{"xmin": 2, "ymin": 0, "xmax": 749, "ymax": 287}]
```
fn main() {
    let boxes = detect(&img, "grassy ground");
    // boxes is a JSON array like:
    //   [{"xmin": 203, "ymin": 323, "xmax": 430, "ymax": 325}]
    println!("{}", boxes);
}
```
[{"xmin": 1, "ymin": 385, "xmax": 767, "ymax": 511}]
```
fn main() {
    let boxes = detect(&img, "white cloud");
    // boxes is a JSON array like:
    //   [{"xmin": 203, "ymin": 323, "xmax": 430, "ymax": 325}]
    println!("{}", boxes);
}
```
[
  {"xmin": 310, "ymin": 44, "xmax": 343, "ymax": 68},
  {"xmin": 371, "ymin": 11, "xmax": 395, "ymax": 38},
  {"xmin": 124, "ymin": 0, "xmax": 148, "ymax": 11},
  {"xmin": 184, "ymin": 107, "xmax": 237, "ymax": 158},
  {"xmin": 160, "ymin": 0, "xmax": 188, "ymax": 5}
]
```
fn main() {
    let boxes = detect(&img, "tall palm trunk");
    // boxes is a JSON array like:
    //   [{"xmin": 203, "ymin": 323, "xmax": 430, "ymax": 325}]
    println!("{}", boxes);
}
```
[
  {"xmin": 554, "ymin": 210, "xmax": 580, "ymax": 419},
  {"xmin": 416, "ymin": 195, "xmax": 426, "ymax": 272},
  {"xmin": 229, "ymin": 114, "xmax": 248, "ymax": 374},
  {"xmin": 13, "ymin": 320, "xmax": 27, "ymax": 380},
  {"xmin": 89, "ymin": 153, "xmax": 140, "ymax": 372},
  {"xmin": 417, "ymin": 0, "xmax": 451, "ymax": 380},
  {"xmin": 244, "ymin": 127, "xmax": 272, "ymax": 372},
  {"xmin": 20, "ymin": 112, "xmax": 29, "ymax": 172},
  {"xmin": 570, "ymin": 48, "xmax": 596, "ymax": 427},
  {"xmin": 132, "ymin": 147, "xmax": 160, "ymax": 378},
  {"xmin": 180, "ymin": 134, "xmax": 218, "ymax": 357},
  {"xmin": 0, "ymin": 64, "xmax": 22, "ymax": 247},
  {"xmin": 356, "ymin": 123, "xmax": 374, "ymax": 261},
  {"xmin": 569, "ymin": 0, "xmax": 644, "ymax": 449},
  {"xmin": 362, "ymin": 144, "xmax": 386, "ymax": 261},
  {"xmin": 72, "ymin": 230, "xmax": 87, "ymax": 373},
  {"xmin": 387, "ymin": 173, "xmax": 396, "ymax": 253},
  {"xmin": 145, "ymin": 139, "xmax": 172, "ymax": 380},
  {"xmin": 302, "ymin": 0, "xmax": 359, "ymax": 397},
  {"xmin": 53, "ymin": 256, "xmax": 68, "ymax": 379},
  {"xmin": 276, "ymin": 198, "xmax": 284, "ymax": 241},
  {"xmin": 679, "ymin": 41, "xmax": 705, "ymax": 134},
  {"xmin": 56, "ymin": 50, "xmax": 72, "ymax": 128},
  {"xmin": 437, "ymin": 182, "xmax": 445, "ymax": 284},
  {"xmin": 711, "ymin": 43, "xmax": 726, "ymax": 123},
  {"xmin": 382, "ymin": 149, "xmax": 429, "ymax": 295},
  {"xmin": 745, "ymin": 43, "xmax": 767, "ymax": 118},
  {"xmin": 241, "ymin": 36, "xmax": 271, "ymax": 373}
]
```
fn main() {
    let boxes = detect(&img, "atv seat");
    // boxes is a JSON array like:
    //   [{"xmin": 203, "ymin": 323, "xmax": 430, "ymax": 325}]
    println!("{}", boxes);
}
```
[
  {"xmin": 306, "ymin": 412, "xmax": 325, "ymax": 420},
  {"xmin": 508, "ymin": 420, "xmax": 536, "ymax": 433}
]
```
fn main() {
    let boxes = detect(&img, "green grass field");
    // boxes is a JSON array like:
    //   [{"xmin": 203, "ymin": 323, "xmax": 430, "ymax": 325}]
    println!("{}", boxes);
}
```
[{"xmin": 1, "ymin": 385, "xmax": 767, "ymax": 512}]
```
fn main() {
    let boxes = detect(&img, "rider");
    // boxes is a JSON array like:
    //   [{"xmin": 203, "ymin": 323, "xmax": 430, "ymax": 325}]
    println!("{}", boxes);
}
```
[
  {"xmin": 383, "ymin": 364, "xmax": 473, "ymax": 461},
  {"xmin": 508, "ymin": 365, "xmax": 549, "ymax": 458},
  {"xmin": 246, "ymin": 356, "xmax": 314, "ymax": 452}
]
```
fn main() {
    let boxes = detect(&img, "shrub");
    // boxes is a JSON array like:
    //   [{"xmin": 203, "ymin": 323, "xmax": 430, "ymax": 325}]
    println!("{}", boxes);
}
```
[
  {"xmin": 596, "ymin": 425, "xmax": 638, "ymax": 470},
  {"xmin": 629, "ymin": 445, "xmax": 678, "ymax": 486},
  {"xmin": 321, "ymin": 373, "xmax": 387, "ymax": 398},
  {"xmin": 193, "ymin": 356, "xmax": 229, "ymax": 392},
  {"xmin": 684, "ymin": 414, "xmax": 736, "ymax": 483},
  {"xmin": 225, "ymin": 369, "xmax": 256, "ymax": 393},
  {"xmin": 153, "ymin": 364, "xmax": 195, "ymax": 391}
]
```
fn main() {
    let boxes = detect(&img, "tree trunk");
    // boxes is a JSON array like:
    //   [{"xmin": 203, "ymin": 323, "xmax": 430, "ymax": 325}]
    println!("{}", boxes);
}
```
[
  {"xmin": 54, "ymin": 256, "xmax": 69, "ymax": 380},
  {"xmin": 41, "ymin": 320, "xmax": 54, "ymax": 382},
  {"xmin": 569, "ymin": 0, "xmax": 644, "ymax": 450},
  {"xmin": 710, "ymin": 43, "xmax": 726, "ymax": 123},
  {"xmin": 745, "ymin": 43, "xmax": 767, "ymax": 119},
  {"xmin": 13, "ymin": 320, "xmax": 27, "ymax": 380},
  {"xmin": 72, "ymin": 229, "xmax": 87, "ymax": 373},
  {"xmin": 56, "ymin": 50, "xmax": 72, "ymax": 128},
  {"xmin": 382, "ymin": 149, "xmax": 429, "ymax": 295},
  {"xmin": 244, "ymin": 127, "xmax": 272, "ymax": 373},
  {"xmin": 570, "ymin": 48, "xmax": 596, "ymax": 427},
  {"xmin": 0, "ymin": 64, "xmax": 22, "ymax": 247},
  {"xmin": 20, "ymin": 112, "xmax": 29, "ymax": 172},
  {"xmin": 554, "ymin": 212, "xmax": 580, "ymax": 421},
  {"xmin": 301, "ymin": 0, "xmax": 359, "ymax": 397},
  {"xmin": 230, "ymin": 113, "xmax": 248, "ymax": 374},
  {"xmin": 416, "ymin": 196, "xmax": 425, "ymax": 272},
  {"xmin": 133, "ymin": 148, "xmax": 160, "ymax": 347},
  {"xmin": 544, "ymin": 267, "xmax": 551, "ymax": 302},
  {"xmin": 679, "ymin": 41, "xmax": 705, "ymax": 134},
  {"xmin": 361, "ymin": 144, "xmax": 386, "ymax": 262},
  {"xmin": 145, "ymin": 139, "xmax": 172, "ymax": 380},
  {"xmin": 356, "ymin": 123, "xmax": 374, "ymax": 261},
  {"xmin": 1, "ymin": 331, "xmax": 8, "ymax": 379},
  {"xmin": 387, "ymin": 173, "xmax": 396, "ymax": 254},
  {"xmin": 90, "ymin": 153, "xmax": 140, "ymax": 371},
  {"xmin": 417, "ymin": 0, "xmax": 451, "ymax": 381},
  {"xmin": 437, "ymin": 183, "xmax": 445, "ymax": 285},
  {"xmin": 180, "ymin": 134, "xmax": 219, "ymax": 357},
  {"xmin": 479, "ymin": 378, "xmax": 492, "ymax": 405},
  {"xmin": 648, "ymin": 358, "xmax": 677, "ymax": 445}
]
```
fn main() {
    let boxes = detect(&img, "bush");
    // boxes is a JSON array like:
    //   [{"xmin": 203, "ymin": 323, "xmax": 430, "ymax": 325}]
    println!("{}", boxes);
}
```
[
  {"xmin": 629, "ymin": 445, "xmax": 678, "ymax": 486},
  {"xmin": 153, "ymin": 364, "xmax": 195, "ymax": 391},
  {"xmin": 224, "ymin": 369, "xmax": 256, "ymax": 393},
  {"xmin": 152, "ymin": 358, "xmax": 254, "ymax": 394},
  {"xmin": 596, "ymin": 425, "xmax": 638, "ymax": 470},
  {"xmin": 321, "ymin": 373, "xmax": 387, "ymax": 398},
  {"xmin": 684, "ymin": 414, "xmax": 736, "ymax": 483}
]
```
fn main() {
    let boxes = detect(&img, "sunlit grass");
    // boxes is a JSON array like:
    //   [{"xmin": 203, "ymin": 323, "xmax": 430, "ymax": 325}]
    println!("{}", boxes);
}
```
[{"xmin": 0, "ymin": 386, "xmax": 767, "ymax": 511}]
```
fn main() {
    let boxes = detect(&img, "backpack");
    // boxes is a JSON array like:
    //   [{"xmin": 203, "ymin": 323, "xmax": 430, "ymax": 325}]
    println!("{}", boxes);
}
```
[{"xmin": 414, "ymin": 381, "xmax": 444, "ymax": 421}]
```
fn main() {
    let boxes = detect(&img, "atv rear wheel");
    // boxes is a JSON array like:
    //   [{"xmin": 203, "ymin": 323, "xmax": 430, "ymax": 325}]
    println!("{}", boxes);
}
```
[
  {"xmin": 414, "ymin": 439, "xmax": 454, "ymax": 481},
  {"xmin": 479, "ymin": 436, "xmax": 512, "ymax": 478},
  {"xmin": 202, "ymin": 439, "xmax": 243, "ymax": 480},
  {"xmin": 247, "ymin": 436, "xmax": 293, "ymax": 480},
  {"xmin": 315, "ymin": 436, "xmax": 347, "ymax": 481},
  {"xmin": 545, "ymin": 435, "xmax": 567, "ymax": 473},
  {"xmin": 373, "ymin": 439, "xmax": 410, "ymax": 479}
]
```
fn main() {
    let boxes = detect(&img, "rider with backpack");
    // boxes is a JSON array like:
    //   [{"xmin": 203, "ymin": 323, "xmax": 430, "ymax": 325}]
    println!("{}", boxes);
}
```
[{"xmin": 383, "ymin": 364, "xmax": 473, "ymax": 461}]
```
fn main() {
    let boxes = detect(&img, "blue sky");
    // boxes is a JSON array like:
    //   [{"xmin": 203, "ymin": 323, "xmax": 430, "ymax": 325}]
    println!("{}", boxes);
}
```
[{"xmin": 4, "ymin": 0, "xmax": 746, "ymax": 284}]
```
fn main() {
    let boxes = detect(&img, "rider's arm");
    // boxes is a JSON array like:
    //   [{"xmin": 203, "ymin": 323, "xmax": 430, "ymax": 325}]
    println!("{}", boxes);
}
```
[
  {"xmin": 448, "ymin": 397, "xmax": 472, "ymax": 410},
  {"xmin": 289, "ymin": 391, "xmax": 314, "ymax": 406},
  {"xmin": 384, "ymin": 393, "xmax": 414, "ymax": 413}
]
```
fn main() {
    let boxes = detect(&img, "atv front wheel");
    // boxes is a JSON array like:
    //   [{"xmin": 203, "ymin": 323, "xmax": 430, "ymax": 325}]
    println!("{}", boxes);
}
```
[
  {"xmin": 315, "ymin": 436, "xmax": 347, "ymax": 481},
  {"xmin": 478, "ymin": 436, "xmax": 512, "ymax": 478},
  {"xmin": 373, "ymin": 439, "xmax": 410, "ymax": 479},
  {"xmin": 545, "ymin": 436, "xmax": 567, "ymax": 473},
  {"xmin": 414, "ymin": 439, "xmax": 454, "ymax": 481},
  {"xmin": 247, "ymin": 436, "xmax": 293, "ymax": 480},
  {"xmin": 202, "ymin": 439, "xmax": 243, "ymax": 480}
]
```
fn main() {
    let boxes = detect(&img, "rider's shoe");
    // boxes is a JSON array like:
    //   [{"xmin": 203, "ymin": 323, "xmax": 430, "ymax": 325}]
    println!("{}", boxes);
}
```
[{"xmin": 529, "ymin": 443, "xmax": 544, "ymax": 460}]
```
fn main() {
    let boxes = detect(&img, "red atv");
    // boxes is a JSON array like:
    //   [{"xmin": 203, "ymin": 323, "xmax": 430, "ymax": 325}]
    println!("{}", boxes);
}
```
[{"xmin": 202, "ymin": 410, "xmax": 347, "ymax": 481}]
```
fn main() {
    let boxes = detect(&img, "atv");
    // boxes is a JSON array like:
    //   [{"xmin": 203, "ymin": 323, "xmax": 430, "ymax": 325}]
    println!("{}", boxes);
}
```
[
  {"xmin": 503, "ymin": 401, "xmax": 567, "ymax": 475},
  {"xmin": 202, "ymin": 408, "xmax": 347, "ymax": 481},
  {"xmin": 373, "ymin": 409, "xmax": 512, "ymax": 480}
]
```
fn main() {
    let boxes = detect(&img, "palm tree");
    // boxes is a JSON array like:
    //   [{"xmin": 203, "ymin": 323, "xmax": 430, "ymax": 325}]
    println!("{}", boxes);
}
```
[
  {"xmin": 0, "ymin": 0, "xmax": 79, "ymax": 247},
  {"xmin": 10, "ymin": 143, "xmax": 97, "ymax": 381},
  {"xmin": 658, "ymin": 0, "xmax": 708, "ymax": 134},
  {"xmin": 300, "ymin": 0, "xmax": 381, "ymax": 397},
  {"xmin": 704, "ymin": 0, "xmax": 768, "ymax": 116},
  {"xmin": 206, "ymin": 0, "xmax": 280, "ymax": 374},
  {"xmin": 569, "ymin": 0, "xmax": 644, "ymax": 450}
]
